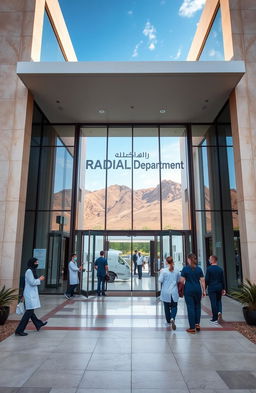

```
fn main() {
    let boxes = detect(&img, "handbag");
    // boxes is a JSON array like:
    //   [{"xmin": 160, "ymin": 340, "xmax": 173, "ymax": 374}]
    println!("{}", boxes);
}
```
[
  {"xmin": 16, "ymin": 301, "xmax": 25, "ymax": 315},
  {"xmin": 178, "ymin": 282, "xmax": 184, "ymax": 298}
]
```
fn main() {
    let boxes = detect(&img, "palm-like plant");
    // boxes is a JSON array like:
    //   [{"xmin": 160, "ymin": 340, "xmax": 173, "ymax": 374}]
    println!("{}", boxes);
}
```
[
  {"xmin": 230, "ymin": 279, "xmax": 256, "ymax": 311},
  {"xmin": 0, "ymin": 286, "xmax": 18, "ymax": 311}
]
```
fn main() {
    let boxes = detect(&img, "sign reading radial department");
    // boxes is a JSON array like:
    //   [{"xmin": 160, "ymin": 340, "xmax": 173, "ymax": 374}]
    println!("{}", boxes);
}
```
[{"xmin": 86, "ymin": 151, "xmax": 185, "ymax": 171}]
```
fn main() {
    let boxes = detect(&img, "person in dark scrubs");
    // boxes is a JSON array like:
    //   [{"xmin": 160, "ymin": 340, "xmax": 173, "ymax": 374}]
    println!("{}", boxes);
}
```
[
  {"xmin": 95, "ymin": 251, "xmax": 108, "ymax": 296},
  {"xmin": 205, "ymin": 255, "xmax": 226, "ymax": 325},
  {"xmin": 180, "ymin": 253, "xmax": 206, "ymax": 334}
]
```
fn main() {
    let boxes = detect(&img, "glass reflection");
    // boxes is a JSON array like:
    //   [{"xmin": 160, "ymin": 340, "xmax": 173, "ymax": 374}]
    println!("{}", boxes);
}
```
[
  {"xmin": 107, "ymin": 128, "xmax": 132, "ymax": 229},
  {"xmin": 79, "ymin": 127, "xmax": 107, "ymax": 230},
  {"xmin": 199, "ymin": 8, "xmax": 224, "ymax": 61},
  {"xmin": 133, "ymin": 127, "xmax": 160, "ymax": 230},
  {"xmin": 160, "ymin": 126, "xmax": 189, "ymax": 230}
]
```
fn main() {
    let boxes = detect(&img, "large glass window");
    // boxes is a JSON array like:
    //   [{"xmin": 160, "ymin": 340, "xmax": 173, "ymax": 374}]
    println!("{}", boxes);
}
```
[
  {"xmin": 78, "ymin": 127, "xmax": 107, "ymax": 230},
  {"xmin": 192, "ymin": 104, "xmax": 241, "ymax": 289},
  {"xmin": 107, "ymin": 128, "xmax": 132, "ymax": 230},
  {"xmin": 160, "ymin": 126, "xmax": 189, "ymax": 230},
  {"xmin": 41, "ymin": 11, "xmax": 65, "ymax": 61},
  {"xmin": 133, "ymin": 127, "xmax": 160, "ymax": 230},
  {"xmin": 21, "ymin": 109, "xmax": 75, "ymax": 293},
  {"xmin": 78, "ymin": 125, "xmax": 190, "ymax": 231},
  {"xmin": 199, "ymin": 8, "xmax": 224, "ymax": 61}
]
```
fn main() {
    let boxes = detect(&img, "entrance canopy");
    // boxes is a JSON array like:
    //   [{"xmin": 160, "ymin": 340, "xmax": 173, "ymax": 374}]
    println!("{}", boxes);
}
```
[{"xmin": 17, "ymin": 61, "xmax": 244, "ymax": 123}]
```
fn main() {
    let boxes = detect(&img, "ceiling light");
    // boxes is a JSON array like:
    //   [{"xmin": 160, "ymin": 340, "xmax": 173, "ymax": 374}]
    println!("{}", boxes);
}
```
[
  {"xmin": 98, "ymin": 109, "xmax": 105, "ymax": 114},
  {"xmin": 160, "ymin": 109, "xmax": 166, "ymax": 114}
]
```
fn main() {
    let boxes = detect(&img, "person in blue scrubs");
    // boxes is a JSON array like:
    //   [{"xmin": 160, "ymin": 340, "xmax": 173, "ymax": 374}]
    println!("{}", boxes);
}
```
[
  {"xmin": 95, "ymin": 251, "xmax": 108, "ymax": 296},
  {"xmin": 205, "ymin": 255, "xmax": 226, "ymax": 325},
  {"xmin": 159, "ymin": 256, "xmax": 180, "ymax": 330},
  {"xmin": 180, "ymin": 253, "xmax": 206, "ymax": 334}
]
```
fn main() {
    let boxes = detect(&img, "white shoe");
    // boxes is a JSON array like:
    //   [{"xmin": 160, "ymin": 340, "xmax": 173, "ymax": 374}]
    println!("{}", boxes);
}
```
[
  {"xmin": 218, "ymin": 312, "xmax": 222, "ymax": 320},
  {"xmin": 64, "ymin": 293, "xmax": 70, "ymax": 299},
  {"xmin": 209, "ymin": 319, "xmax": 219, "ymax": 326},
  {"xmin": 165, "ymin": 322, "xmax": 171, "ymax": 327}
]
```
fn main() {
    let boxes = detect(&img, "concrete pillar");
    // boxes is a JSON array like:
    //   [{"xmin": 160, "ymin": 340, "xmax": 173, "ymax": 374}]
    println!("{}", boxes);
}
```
[
  {"xmin": 225, "ymin": 0, "xmax": 256, "ymax": 281},
  {"xmin": 0, "ymin": 0, "xmax": 42, "ymax": 290}
]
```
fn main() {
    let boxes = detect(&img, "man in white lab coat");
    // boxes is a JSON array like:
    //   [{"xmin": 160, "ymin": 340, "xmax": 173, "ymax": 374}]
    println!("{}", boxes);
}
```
[{"xmin": 65, "ymin": 253, "xmax": 82, "ymax": 299}]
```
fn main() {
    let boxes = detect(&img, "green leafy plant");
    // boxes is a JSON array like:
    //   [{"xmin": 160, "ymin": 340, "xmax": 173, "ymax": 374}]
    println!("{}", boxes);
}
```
[
  {"xmin": 0, "ymin": 286, "xmax": 18, "ymax": 311},
  {"xmin": 230, "ymin": 279, "xmax": 256, "ymax": 311}
]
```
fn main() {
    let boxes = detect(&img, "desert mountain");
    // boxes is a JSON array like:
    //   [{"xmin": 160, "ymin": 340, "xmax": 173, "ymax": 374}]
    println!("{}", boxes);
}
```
[{"xmin": 53, "ymin": 180, "xmax": 238, "ymax": 230}]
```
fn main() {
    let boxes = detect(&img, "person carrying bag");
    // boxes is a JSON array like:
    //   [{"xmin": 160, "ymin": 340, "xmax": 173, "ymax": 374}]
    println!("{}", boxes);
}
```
[{"xmin": 15, "ymin": 258, "xmax": 47, "ymax": 336}]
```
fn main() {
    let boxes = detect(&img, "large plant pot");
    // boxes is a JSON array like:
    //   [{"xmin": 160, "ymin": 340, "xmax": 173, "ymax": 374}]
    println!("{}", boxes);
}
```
[
  {"xmin": 0, "ymin": 306, "xmax": 10, "ymax": 325},
  {"xmin": 243, "ymin": 306, "xmax": 256, "ymax": 326}
]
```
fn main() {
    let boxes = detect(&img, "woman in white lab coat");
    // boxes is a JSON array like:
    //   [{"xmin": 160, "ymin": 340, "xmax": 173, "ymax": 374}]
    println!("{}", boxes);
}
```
[{"xmin": 15, "ymin": 258, "xmax": 47, "ymax": 336}]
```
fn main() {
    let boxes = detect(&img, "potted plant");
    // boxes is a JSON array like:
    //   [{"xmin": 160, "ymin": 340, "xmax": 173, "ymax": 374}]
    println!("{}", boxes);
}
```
[
  {"xmin": 0, "ymin": 286, "xmax": 18, "ymax": 325},
  {"xmin": 231, "ymin": 279, "xmax": 256, "ymax": 326}
]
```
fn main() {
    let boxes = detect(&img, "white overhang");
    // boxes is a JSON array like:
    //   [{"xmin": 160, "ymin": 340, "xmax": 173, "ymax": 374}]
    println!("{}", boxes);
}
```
[{"xmin": 17, "ymin": 61, "xmax": 245, "ymax": 123}]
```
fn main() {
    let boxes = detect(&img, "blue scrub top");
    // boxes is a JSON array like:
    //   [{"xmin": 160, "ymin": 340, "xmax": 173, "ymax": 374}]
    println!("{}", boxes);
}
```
[
  {"xmin": 181, "ymin": 265, "xmax": 204, "ymax": 295},
  {"xmin": 205, "ymin": 265, "xmax": 225, "ymax": 292},
  {"xmin": 95, "ymin": 257, "xmax": 108, "ymax": 277}
]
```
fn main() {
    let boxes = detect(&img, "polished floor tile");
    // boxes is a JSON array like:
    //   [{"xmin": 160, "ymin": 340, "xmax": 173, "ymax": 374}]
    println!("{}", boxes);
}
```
[
  {"xmin": 79, "ymin": 371, "xmax": 131, "ymax": 389},
  {"xmin": 23, "ymin": 370, "xmax": 84, "ymax": 388},
  {"xmin": 217, "ymin": 371, "xmax": 256, "ymax": 389},
  {"xmin": 0, "ymin": 295, "xmax": 255, "ymax": 392},
  {"xmin": 87, "ymin": 353, "xmax": 131, "ymax": 370},
  {"xmin": 132, "ymin": 352, "xmax": 179, "ymax": 371}
]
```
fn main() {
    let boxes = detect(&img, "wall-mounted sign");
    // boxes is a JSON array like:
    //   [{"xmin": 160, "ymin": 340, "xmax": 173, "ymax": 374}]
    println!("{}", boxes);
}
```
[
  {"xmin": 86, "ymin": 151, "xmax": 185, "ymax": 171},
  {"xmin": 33, "ymin": 248, "xmax": 47, "ymax": 269}
]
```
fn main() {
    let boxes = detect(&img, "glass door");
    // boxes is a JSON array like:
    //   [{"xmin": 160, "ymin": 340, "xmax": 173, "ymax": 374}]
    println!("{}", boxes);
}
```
[
  {"xmin": 45, "ymin": 232, "xmax": 69, "ymax": 292},
  {"xmin": 76, "ymin": 231, "xmax": 105, "ymax": 297},
  {"xmin": 170, "ymin": 230, "xmax": 192, "ymax": 272}
]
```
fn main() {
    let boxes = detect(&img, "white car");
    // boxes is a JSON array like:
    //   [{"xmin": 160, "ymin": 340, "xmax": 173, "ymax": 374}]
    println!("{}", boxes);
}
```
[{"xmin": 105, "ymin": 249, "xmax": 131, "ymax": 282}]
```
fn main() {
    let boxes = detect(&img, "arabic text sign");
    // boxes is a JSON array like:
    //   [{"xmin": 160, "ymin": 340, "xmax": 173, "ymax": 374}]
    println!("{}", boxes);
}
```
[{"xmin": 86, "ymin": 152, "xmax": 185, "ymax": 171}]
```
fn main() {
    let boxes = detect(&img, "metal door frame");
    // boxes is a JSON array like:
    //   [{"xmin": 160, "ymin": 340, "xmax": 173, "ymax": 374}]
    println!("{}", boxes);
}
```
[{"xmin": 75, "ymin": 229, "xmax": 192, "ymax": 296}]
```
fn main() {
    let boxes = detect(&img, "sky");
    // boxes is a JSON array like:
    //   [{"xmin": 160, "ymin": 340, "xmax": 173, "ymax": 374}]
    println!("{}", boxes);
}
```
[{"xmin": 41, "ymin": 0, "xmax": 223, "ymax": 62}]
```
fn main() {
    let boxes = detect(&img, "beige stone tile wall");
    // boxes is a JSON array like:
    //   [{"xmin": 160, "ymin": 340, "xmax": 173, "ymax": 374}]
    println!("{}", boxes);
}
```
[
  {"xmin": 0, "ymin": 0, "xmax": 76, "ymax": 292},
  {"xmin": 0, "ymin": 0, "xmax": 36, "ymax": 291},
  {"xmin": 188, "ymin": 0, "xmax": 256, "ymax": 281},
  {"xmin": 228, "ymin": 0, "xmax": 256, "ymax": 281}
]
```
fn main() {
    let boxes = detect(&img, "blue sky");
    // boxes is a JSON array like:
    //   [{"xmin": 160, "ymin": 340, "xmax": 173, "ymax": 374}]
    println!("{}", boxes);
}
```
[
  {"xmin": 51, "ymin": 0, "xmax": 210, "ymax": 61},
  {"xmin": 41, "ymin": 0, "xmax": 224, "ymax": 62}
]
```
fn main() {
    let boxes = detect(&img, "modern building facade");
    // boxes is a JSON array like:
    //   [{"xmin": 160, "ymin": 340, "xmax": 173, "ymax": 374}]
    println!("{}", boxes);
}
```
[{"xmin": 0, "ymin": 0, "xmax": 255, "ymax": 297}]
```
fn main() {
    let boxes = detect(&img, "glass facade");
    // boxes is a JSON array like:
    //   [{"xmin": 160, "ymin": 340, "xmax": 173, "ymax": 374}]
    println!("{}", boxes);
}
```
[
  {"xmin": 77, "ymin": 126, "xmax": 189, "ymax": 231},
  {"xmin": 41, "ymin": 10, "xmax": 65, "ymax": 61},
  {"xmin": 199, "ymin": 8, "xmax": 224, "ymax": 61},
  {"xmin": 192, "ymin": 104, "xmax": 242, "ymax": 289},
  {"xmin": 21, "ymin": 103, "xmax": 242, "ymax": 293},
  {"xmin": 20, "ymin": 106, "xmax": 75, "ymax": 293}
]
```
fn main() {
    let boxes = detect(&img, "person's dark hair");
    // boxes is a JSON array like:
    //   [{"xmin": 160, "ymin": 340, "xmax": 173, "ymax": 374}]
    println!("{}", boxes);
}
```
[
  {"xmin": 71, "ymin": 253, "xmax": 77, "ymax": 259},
  {"xmin": 27, "ymin": 257, "xmax": 38, "ymax": 279},
  {"xmin": 100, "ymin": 251, "xmax": 104, "ymax": 256},
  {"xmin": 187, "ymin": 253, "xmax": 197, "ymax": 267},
  {"xmin": 135, "ymin": 250, "xmax": 138, "ymax": 253},
  {"xmin": 166, "ymin": 256, "xmax": 174, "ymax": 265},
  {"xmin": 166, "ymin": 256, "xmax": 174, "ymax": 271}
]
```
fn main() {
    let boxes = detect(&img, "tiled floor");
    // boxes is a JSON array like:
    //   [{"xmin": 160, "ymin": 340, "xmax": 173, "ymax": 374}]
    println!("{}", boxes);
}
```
[{"xmin": 1, "ymin": 295, "xmax": 256, "ymax": 393}]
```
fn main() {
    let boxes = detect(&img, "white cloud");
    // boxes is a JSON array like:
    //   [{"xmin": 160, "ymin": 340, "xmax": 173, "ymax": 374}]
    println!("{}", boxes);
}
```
[
  {"xmin": 143, "ymin": 21, "xmax": 157, "ymax": 51},
  {"xmin": 132, "ymin": 40, "xmax": 143, "ymax": 58},
  {"xmin": 208, "ymin": 48, "xmax": 222, "ymax": 59},
  {"xmin": 174, "ymin": 47, "xmax": 182, "ymax": 60},
  {"xmin": 128, "ymin": 10, "xmax": 133, "ymax": 15},
  {"xmin": 179, "ymin": 0, "xmax": 206, "ymax": 18}
]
